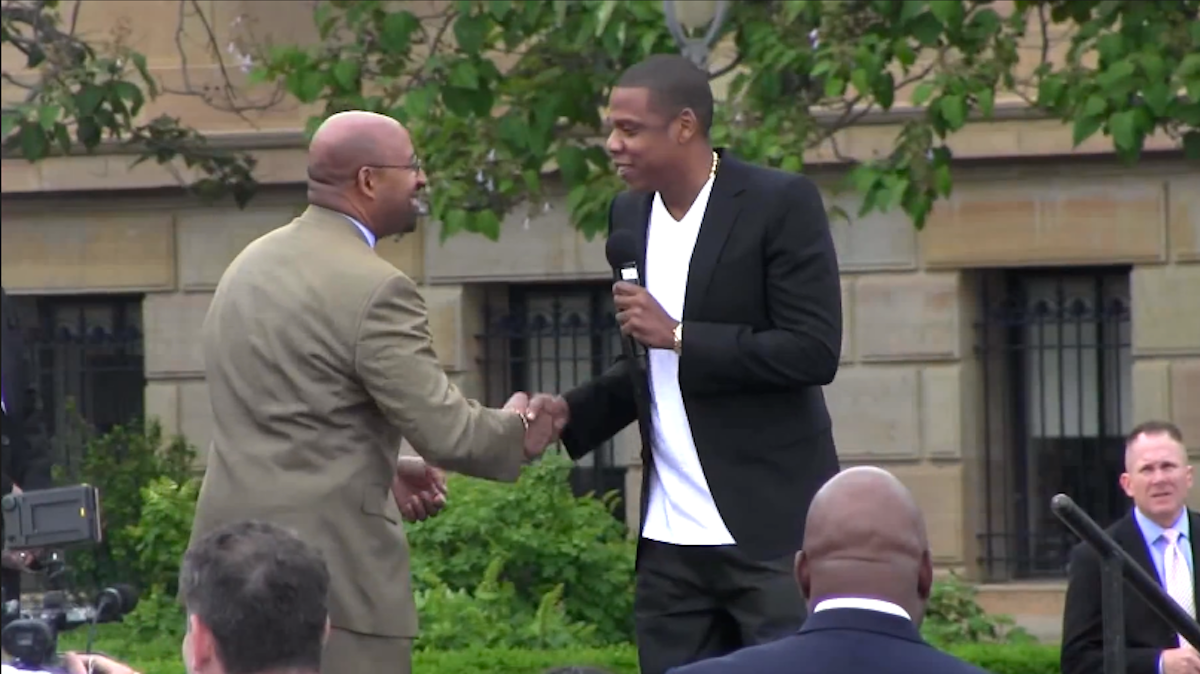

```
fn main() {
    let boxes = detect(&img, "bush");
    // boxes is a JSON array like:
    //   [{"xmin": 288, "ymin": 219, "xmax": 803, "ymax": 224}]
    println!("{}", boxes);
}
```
[
  {"xmin": 408, "ymin": 451, "xmax": 637, "ymax": 648},
  {"xmin": 59, "ymin": 626, "xmax": 1062, "ymax": 674},
  {"xmin": 922, "ymin": 572, "xmax": 1034, "ymax": 646},
  {"xmin": 52, "ymin": 414, "xmax": 196, "ymax": 594},
  {"xmin": 48, "ymin": 413, "xmax": 200, "ymax": 640}
]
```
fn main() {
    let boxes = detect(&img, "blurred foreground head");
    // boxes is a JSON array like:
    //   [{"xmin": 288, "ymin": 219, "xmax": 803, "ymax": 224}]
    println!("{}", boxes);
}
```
[
  {"xmin": 797, "ymin": 466, "xmax": 934, "ymax": 625},
  {"xmin": 180, "ymin": 520, "xmax": 331, "ymax": 674}
]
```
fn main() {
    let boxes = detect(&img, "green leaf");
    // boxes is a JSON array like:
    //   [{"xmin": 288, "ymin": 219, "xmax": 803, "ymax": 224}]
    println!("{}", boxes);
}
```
[
  {"xmin": 939, "ymin": 95, "xmax": 967, "ymax": 130},
  {"xmin": 1083, "ymin": 95, "xmax": 1107, "ymax": 119},
  {"xmin": 0, "ymin": 112, "xmax": 16, "ymax": 139},
  {"xmin": 1141, "ymin": 82, "xmax": 1172, "ymax": 117},
  {"xmin": 288, "ymin": 69, "xmax": 325, "ymax": 103},
  {"xmin": 1183, "ymin": 131, "xmax": 1200, "ymax": 161},
  {"xmin": 824, "ymin": 76, "xmax": 846, "ymax": 98},
  {"xmin": 930, "ymin": 1, "xmax": 965, "ymax": 31},
  {"xmin": 19, "ymin": 123, "xmax": 48, "ymax": 160},
  {"xmin": 114, "ymin": 81, "xmax": 145, "ymax": 115},
  {"xmin": 76, "ymin": 85, "xmax": 105, "ymax": 116},
  {"xmin": 556, "ymin": 145, "xmax": 588, "ymax": 185},
  {"xmin": 781, "ymin": 156, "xmax": 802, "ymax": 173},
  {"xmin": 405, "ymin": 86, "xmax": 437, "ymax": 119},
  {"xmin": 37, "ymin": 104, "xmax": 61, "ymax": 131},
  {"xmin": 472, "ymin": 209, "xmax": 502, "ymax": 241},
  {"xmin": 381, "ymin": 11, "xmax": 420, "ymax": 54},
  {"xmin": 909, "ymin": 13, "xmax": 944, "ymax": 47},
  {"xmin": 332, "ymin": 59, "xmax": 360, "ymax": 91},
  {"xmin": 976, "ymin": 89, "xmax": 995, "ymax": 117},
  {"xmin": 851, "ymin": 69, "xmax": 871, "ymax": 97},
  {"xmin": 1108, "ymin": 109, "xmax": 1140, "ymax": 153},
  {"xmin": 933, "ymin": 162, "xmax": 953, "ymax": 197},
  {"xmin": 1071, "ymin": 114, "xmax": 1103, "ymax": 147},
  {"xmin": 448, "ymin": 61, "xmax": 479, "ymax": 89},
  {"xmin": 453, "ymin": 12, "xmax": 489, "ymax": 54},
  {"xmin": 913, "ymin": 82, "xmax": 936, "ymax": 106}
]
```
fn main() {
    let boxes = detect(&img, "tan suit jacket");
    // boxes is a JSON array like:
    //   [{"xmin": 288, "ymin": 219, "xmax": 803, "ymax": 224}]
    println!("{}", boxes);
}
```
[{"xmin": 187, "ymin": 206, "xmax": 526, "ymax": 638}]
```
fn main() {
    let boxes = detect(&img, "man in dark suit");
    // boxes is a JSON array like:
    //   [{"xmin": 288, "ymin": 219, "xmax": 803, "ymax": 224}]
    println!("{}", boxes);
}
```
[
  {"xmin": 1061, "ymin": 420, "xmax": 1200, "ymax": 674},
  {"xmin": 527, "ymin": 55, "xmax": 842, "ymax": 674},
  {"xmin": 665, "ymin": 466, "xmax": 987, "ymax": 674},
  {"xmin": 1, "ymin": 286, "xmax": 53, "ymax": 619}
]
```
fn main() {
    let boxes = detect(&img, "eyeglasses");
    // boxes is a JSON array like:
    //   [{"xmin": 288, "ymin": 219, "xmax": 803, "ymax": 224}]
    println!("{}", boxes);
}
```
[{"xmin": 362, "ymin": 158, "xmax": 423, "ymax": 174}]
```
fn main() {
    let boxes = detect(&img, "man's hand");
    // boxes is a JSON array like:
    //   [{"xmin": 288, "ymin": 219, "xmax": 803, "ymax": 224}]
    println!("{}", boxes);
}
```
[
  {"xmin": 505, "ymin": 392, "xmax": 557, "ymax": 459},
  {"xmin": 527, "ymin": 394, "xmax": 569, "ymax": 436},
  {"xmin": 62, "ymin": 652, "xmax": 140, "ymax": 674},
  {"xmin": 613, "ymin": 282, "xmax": 676, "ymax": 349},
  {"xmin": 392, "ymin": 456, "xmax": 447, "ymax": 523},
  {"xmin": 1162, "ymin": 647, "xmax": 1200, "ymax": 674}
]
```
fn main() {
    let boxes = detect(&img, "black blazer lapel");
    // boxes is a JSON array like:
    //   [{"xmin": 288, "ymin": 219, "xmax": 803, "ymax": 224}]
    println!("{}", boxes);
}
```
[
  {"xmin": 1119, "ymin": 514, "xmax": 1163, "ymax": 586},
  {"xmin": 682, "ymin": 149, "xmax": 747, "ymax": 318}
]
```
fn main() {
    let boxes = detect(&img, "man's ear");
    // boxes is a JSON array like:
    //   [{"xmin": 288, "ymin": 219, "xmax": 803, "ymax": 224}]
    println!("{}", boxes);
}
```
[{"xmin": 795, "ymin": 550, "xmax": 811, "ymax": 601}]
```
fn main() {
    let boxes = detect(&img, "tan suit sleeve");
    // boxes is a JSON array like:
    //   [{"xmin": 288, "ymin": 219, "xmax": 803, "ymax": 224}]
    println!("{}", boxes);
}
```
[{"xmin": 354, "ymin": 273, "xmax": 527, "ymax": 482}]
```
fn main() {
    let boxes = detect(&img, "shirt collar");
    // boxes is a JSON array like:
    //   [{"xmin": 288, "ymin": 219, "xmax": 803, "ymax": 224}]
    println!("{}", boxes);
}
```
[
  {"xmin": 345, "ymin": 216, "xmax": 377, "ymax": 249},
  {"xmin": 813, "ymin": 597, "xmax": 912, "ymax": 621},
  {"xmin": 1135, "ymin": 506, "xmax": 1190, "ymax": 544}
]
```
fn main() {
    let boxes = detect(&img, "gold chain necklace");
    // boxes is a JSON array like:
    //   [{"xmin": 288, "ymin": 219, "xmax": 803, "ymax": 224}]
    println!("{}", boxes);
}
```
[{"xmin": 709, "ymin": 151, "xmax": 720, "ymax": 178}]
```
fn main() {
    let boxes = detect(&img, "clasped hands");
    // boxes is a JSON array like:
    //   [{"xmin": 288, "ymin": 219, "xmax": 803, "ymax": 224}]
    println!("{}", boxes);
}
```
[{"xmin": 390, "ymin": 392, "xmax": 570, "ymax": 524}]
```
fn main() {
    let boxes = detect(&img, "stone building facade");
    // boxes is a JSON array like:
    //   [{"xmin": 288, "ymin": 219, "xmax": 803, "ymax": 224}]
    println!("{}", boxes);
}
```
[{"xmin": 2, "ymin": 0, "xmax": 1198, "ymax": 634}]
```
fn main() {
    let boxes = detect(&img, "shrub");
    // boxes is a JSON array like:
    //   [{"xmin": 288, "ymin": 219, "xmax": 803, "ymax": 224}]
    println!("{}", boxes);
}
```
[
  {"xmin": 408, "ymin": 451, "xmax": 637, "ymax": 646},
  {"xmin": 922, "ymin": 572, "xmax": 1035, "ymax": 646},
  {"xmin": 59, "ymin": 625, "xmax": 1064, "ymax": 674},
  {"xmin": 52, "ymin": 414, "xmax": 196, "ymax": 593}
]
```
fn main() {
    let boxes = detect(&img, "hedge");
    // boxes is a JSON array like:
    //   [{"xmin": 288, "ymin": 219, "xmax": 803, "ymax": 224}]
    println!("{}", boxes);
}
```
[{"xmin": 55, "ymin": 636, "xmax": 1058, "ymax": 674}]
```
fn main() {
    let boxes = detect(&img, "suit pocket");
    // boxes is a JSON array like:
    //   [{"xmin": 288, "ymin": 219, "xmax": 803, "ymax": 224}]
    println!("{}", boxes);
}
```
[{"xmin": 360, "ymin": 483, "xmax": 399, "ymax": 525}]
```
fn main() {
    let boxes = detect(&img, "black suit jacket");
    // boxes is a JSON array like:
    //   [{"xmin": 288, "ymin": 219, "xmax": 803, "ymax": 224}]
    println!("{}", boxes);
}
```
[
  {"xmin": 1061, "ymin": 509, "xmax": 1200, "ymax": 674},
  {"xmin": 1, "ymin": 287, "xmax": 52, "ymax": 497},
  {"xmin": 665, "ymin": 608, "xmax": 989, "ymax": 674},
  {"xmin": 560, "ymin": 151, "xmax": 843, "ymax": 561}
]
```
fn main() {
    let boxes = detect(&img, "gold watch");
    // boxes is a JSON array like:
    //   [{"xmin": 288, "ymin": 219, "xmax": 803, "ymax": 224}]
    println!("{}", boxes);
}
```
[{"xmin": 673, "ymin": 322, "xmax": 683, "ymax": 355}]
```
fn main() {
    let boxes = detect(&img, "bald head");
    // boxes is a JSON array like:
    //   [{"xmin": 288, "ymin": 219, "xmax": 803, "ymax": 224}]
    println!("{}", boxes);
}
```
[
  {"xmin": 307, "ymin": 111, "xmax": 409, "ymax": 185},
  {"xmin": 797, "ymin": 467, "xmax": 934, "ymax": 622},
  {"xmin": 305, "ymin": 110, "xmax": 425, "ymax": 239}
]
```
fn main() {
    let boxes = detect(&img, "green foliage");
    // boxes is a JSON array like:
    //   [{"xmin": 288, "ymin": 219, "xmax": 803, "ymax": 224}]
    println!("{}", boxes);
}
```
[
  {"xmin": 58, "ymin": 625, "xmax": 1063, "ymax": 674},
  {"xmin": 922, "ymin": 572, "xmax": 1035, "ymax": 646},
  {"xmin": 257, "ymin": 0, "xmax": 1198, "ymax": 241},
  {"xmin": 408, "ymin": 451, "xmax": 636, "ymax": 647},
  {"xmin": 52, "ymin": 415, "xmax": 197, "ymax": 595},
  {"xmin": 50, "ymin": 414, "xmax": 202, "ymax": 640},
  {"xmin": 1, "ymin": 0, "xmax": 258, "ymax": 205}
]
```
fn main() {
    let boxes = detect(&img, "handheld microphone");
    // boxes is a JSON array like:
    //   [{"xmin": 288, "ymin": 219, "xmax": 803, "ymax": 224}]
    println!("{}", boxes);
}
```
[{"xmin": 605, "ymin": 231, "xmax": 646, "ymax": 365}]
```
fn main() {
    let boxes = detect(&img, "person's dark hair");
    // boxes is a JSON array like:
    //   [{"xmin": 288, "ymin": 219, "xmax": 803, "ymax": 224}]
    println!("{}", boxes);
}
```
[
  {"xmin": 179, "ymin": 520, "xmax": 330, "ymax": 674},
  {"xmin": 616, "ymin": 54, "xmax": 714, "ymax": 135},
  {"xmin": 1126, "ymin": 419, "xmax": 1184, "ymax": 445}
]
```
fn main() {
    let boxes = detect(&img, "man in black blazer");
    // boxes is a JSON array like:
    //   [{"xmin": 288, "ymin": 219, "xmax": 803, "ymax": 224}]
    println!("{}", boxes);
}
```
[
  {"xmin": 665, "ymin": 466, "xmax": 988, "ymax": 674},
  {"xmin": 527, "ymin": 55, "xmax": 842, "ymax": 674},
  {"xmin": 1061, "ymin": 420, "xmax": 1200, "ymax": 674},
  {"xmin": 1, "ymin": 287, "xmax": 53, "ymax": 619}
]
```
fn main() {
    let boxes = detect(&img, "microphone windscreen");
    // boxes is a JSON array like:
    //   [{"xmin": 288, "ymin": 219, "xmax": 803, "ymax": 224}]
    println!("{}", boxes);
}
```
[{"xmin": 605, "ymin": 230, "xmax": 639, "ymax": 271}]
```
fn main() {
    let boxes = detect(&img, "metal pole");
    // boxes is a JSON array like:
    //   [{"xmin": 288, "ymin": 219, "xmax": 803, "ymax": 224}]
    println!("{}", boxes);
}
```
[
  {"xmin": 662, "ymin": 0, "xmax": 730, "ymax": 71},
  {"xmin": 1100, "ymin": 554, "xmax": 1127, "ymax": 674}
]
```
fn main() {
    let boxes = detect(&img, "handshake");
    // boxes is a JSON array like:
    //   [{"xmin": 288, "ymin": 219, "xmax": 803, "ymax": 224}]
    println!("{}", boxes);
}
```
[{"xmin": 505, "ymin": 391, "xmax": 571, "ymax": 459}]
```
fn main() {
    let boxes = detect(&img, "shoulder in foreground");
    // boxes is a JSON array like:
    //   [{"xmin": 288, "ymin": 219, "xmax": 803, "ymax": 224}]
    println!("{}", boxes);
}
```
[{"xmin": 666, "ymin": 636, "xmax": 798, "ymax": 674}]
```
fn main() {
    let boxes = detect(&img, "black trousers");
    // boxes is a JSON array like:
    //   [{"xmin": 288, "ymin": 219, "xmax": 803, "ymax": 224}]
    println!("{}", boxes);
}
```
[
  {"xmin": 634, "ymin": 538, "xmax": 807, "ymax": 674},
  {"xmin": 1, "ymin": 568, "xmax": 19, "ymax": 628}
]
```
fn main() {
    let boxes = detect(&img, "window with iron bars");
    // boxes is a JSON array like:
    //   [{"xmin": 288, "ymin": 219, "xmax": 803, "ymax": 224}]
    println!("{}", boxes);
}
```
[
  {"xmin": 975, "ymin": 268, "xmax": 1132, "ymax": 581},
  {"xmin": 477, "ymin": 283, "xmax": 629, "ymax": 519},
  {"xmin": 8, "ymin": 294, "xmax": 146, "ymax": 474}
]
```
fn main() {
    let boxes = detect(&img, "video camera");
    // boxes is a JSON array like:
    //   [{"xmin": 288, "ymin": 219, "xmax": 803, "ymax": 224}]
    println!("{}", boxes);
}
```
[{"xmin": 1, "ymin": 485, "xmax": 138, "ymax": 672}]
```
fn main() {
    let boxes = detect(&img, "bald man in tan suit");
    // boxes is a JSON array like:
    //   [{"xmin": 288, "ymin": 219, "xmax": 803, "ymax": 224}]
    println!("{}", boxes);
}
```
[{"xmin": 187, "ymin": 111, "xmax": 560, "ymax": 673}]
